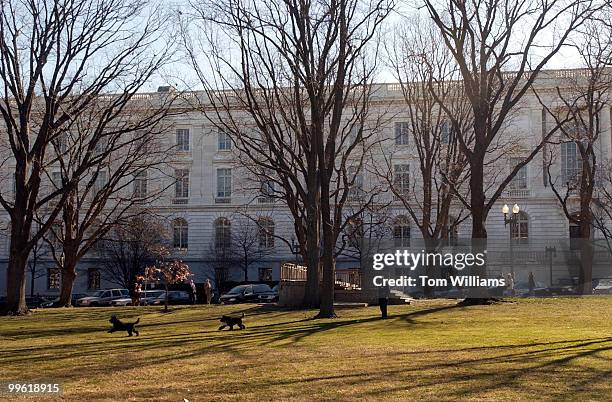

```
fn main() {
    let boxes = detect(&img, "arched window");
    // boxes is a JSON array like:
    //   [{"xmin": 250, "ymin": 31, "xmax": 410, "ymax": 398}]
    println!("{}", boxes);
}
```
[
  {"xmin": 258, "ymin": 218, "xmax": 275, "ymax": 248},
  {"xmin": 173, "ymin": 218, "xmax": 188, "ymax": 250},
  {"xmin": 393, "ymin": 215, "xmax": 411, "ymax": 247},
  {"xmin": 510, "ymin": 211, "xmax": 529, "ymax": 244},
  {"xmin": 346, "ymin": 217, "xmax": 364, "ymax": 248},
  {"xmin": 214, "ymin": 217, "xmax": 231, "ymax": 252}
]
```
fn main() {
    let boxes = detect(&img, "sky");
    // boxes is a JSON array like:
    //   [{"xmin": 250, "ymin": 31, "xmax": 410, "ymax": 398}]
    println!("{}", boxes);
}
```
[{"xmin": 141, "ymin": 0, "xmax": 589, "ymax": 93}]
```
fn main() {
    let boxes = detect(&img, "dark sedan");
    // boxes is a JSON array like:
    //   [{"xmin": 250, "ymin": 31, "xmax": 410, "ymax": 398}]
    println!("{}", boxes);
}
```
[{"xmin": 219, "ymin": 284, "xmax": 277, "ymax": 304}]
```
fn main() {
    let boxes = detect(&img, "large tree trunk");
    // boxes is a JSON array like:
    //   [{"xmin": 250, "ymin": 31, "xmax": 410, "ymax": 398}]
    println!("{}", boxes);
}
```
[
  {"xmin": 5, "ymin": 215, "xmax": 30, "ymax": 315},
  {"xmin": 579, "ymin": 204, "xmax": 593, "ymax": 295},
  {"xmin": 464, "ymin": 155, "xmax": 493, "ymax": 302},
  {"xmin": 303, "ymin": 180, "xmax": 321, "ymax": 308},
  {"xmin": 56, "ymin": 255, "xmax": 78, "ymax": 307},
  {"xmin": 317, "ymin": 175, "xmax": 336, "ymax": 318},
  {"xmin": 303, "ymin": 231, "xmax": 321, "ymax": 308},
  {"xmin": 6, "ymin": 251, "xmax": 29, "ymax": 315},
  {"xmin": 422, "ymin": 237, "xmax": 437, "ymax": 298}
]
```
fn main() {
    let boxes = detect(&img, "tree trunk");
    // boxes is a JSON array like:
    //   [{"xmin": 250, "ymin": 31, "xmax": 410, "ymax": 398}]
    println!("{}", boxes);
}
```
[
  {"xmin": 29, "ymin": 255, "xmax": 37, "ymax": 298},
  {"xmin": 579, "ymin": 215, "xmax": 593, "ymax": 295},
  {"xmin": 317, "ymin": 176, "xmax": 336, "ymax": 319},
  {"xmin": 422, "ymin": 237, "xmax": 437, "ymax": 298},
  {"xmin": 303, "ymin": 195, "xmax": 321, "ymax": 308},
  {"xmin": 466, "ymin": 156, "xmax": 492, "ymax": 301},
  {"xmin": 5, "ymin": 252, "xmax": 29, "ymax": 315},
  {"xmin": 55, "ymin": 257, "xmax": 78, "ymax": 307},
  {"xmin": 5, "ymin": 217, "xmax": 30, "ymax": 315},
  {"xmin": 164, "ymin": 284, "xmax": 169, "ymax": 312}
]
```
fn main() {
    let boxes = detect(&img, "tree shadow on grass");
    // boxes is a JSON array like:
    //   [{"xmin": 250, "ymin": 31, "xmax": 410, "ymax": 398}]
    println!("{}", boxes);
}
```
[
  {"xmin": 2, "ymin": 302, "xmax": 610, "ymax": 392},
  {"xmin": 17, "ymin": 336, "xmax": 611, "ymax": 401},
  {"xmin": 0, "ymin": 304, "xmax": 458, "ymax": 364}
]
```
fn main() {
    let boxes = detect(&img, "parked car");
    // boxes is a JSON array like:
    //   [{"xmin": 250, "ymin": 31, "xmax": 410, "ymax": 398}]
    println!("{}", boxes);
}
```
[
  {"xmin": 515, "ymin": 281, "xmax": 551, "ymax": 297},
  {"xmin": 219, "ymin": 284, "xmax": 277, "ymax": 304},
  {"xmin": 26, "ymin": 295, "xmax": 52, "ymax": 309},
  {"xmin": 76, "ymin": 289, "xmax": 129, "ymax": 306},
  {"xmin": 108, "ymin": 290, "xmax": 171, "ymax": 306},
  {"xmin": 140, "ymin": 290, "xmax": 167, "ymax": 305},
  {"xmin": 593, "ymin": 278, "xmax": 612, "ymax": 294},
  {"xmin": 40, "ymin": 293, "xmax": 89, "ymax": 308},
  {"xmin": 144, "ymin": 290, "xmax": 192, "ymax": 305},
  {"xmin": 549, "ymin": 278, "xmax": 578, "ymax": 296},
  {"xmin": 168, "ymin": 290, "xmax": 191, "ymax": 304}
]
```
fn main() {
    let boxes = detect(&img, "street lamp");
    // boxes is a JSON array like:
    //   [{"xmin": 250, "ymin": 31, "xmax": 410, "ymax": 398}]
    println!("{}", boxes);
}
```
[
  {"xmin": 290, "ymin": 235, "xmax": 300, "ymax": 265},
  {"xmin": 502, "ymin": 204, "xmax": 520, "ymax": 277},
  {"xmin": 502, "ymin": 203, "xmax": 520, "ymax": 226}
]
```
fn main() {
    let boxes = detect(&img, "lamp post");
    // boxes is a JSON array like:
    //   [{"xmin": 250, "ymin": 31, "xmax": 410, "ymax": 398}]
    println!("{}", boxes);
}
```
[
  {"xmin": 502, "ymin": 204, "xmax": 520, "ymax": 276},
  {"xmin": 290, "ymin": 235, "xmax": 300, "ymax": 266},
  {"xmin": 545, "ymin": 246, "xmax": 556, "ymax": 287}
]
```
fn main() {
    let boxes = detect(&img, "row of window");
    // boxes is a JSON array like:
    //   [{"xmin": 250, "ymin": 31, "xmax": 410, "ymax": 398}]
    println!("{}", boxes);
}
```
[
  {"xmin": 175, "ymin": 129, "xmax": 232, "ymax": 152},
  {"xmin": 46, "ymin": 266, "xmax": 274, "ymax": 290},
  {"xmin": 47, "ymin": 268, "xmax": 100, "ymax": 291},
  {"xmin": 172, "ymin": 217, "xmax": 275, "ymax": 251},
  {"xmin": 394, "ymin": 121, "xmax": 454, "ymax": 145},
  {"xmin": 348, "ymin": 213, "xmax": 528, "ymax": 248}
]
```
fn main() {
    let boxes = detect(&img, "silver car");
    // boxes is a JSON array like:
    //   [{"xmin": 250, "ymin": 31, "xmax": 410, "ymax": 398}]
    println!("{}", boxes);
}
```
[
  {"xmin": 76, "ymin": 289, "xmax": 129, "ymax": 306},
  {"xmin": 110, "ymin": 290, "xmax": 168, "ymax": 306}
]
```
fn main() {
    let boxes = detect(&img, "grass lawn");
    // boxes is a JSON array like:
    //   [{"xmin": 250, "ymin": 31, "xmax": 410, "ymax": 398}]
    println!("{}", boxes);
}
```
[{"xmin": 0, "ymin": 297, "xmax": 611, "ymax": 401}]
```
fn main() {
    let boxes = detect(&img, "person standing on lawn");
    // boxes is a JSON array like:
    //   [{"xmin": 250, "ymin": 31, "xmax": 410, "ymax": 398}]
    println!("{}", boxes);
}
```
[
  {"xmin": 506, "ymin": 272, "xmax": 515, "ymax": 296},
  {"xmin": 203, "ymin": 279, "xmax": 213, "ymax": 304},
  {"xmin": 528, "ymin": 272, "xmax": 536, "ymax": 296},
  {"xmin": 189, "ymin": 280, "xmax": 197, "ymax": 304},
  {"xmin": 378, "ymin": 283, "xmax": 390, "ymax": 319}
]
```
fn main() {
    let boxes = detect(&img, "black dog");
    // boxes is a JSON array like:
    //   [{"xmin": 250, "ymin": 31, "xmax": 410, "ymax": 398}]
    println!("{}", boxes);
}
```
[
  {"xmin": 108, "ymin": 315, "xmax": 140, "ymax": 336},
  {"xmin": 218, "ymin": 313, "xmax": 245, "ymax": 330}
]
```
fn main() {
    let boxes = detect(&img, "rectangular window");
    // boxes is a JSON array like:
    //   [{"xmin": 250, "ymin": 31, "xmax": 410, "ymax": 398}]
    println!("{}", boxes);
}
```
[
  {"xmin": 218, "ymin": 131, "xmax": 232, "ymax": 151},
  {"xmin": 48, "ymin": 268, "xmax": 61, "ymax": 290},
  {"xmin": 133, "ymin": 170, "xmax": 147, "ymax": 198},
  {"xmin": 56, "ymin": 134, "xmax": 68, "ymax": 154},
  {"xmin": 394, "ymin": 164, "xmax": 410, "ymax": 196},
  {"xmin": 509, "ymin": 158, "xmax": 528, "ymax": 189},
  {"xmin": 393, "ymin": 225, "xmax": 411, "ymax": 247},
  {"xmin": 258, "ymin": 267, "xmax": 273, "ymax": 282},
  {"xmin": 395, "ymin": 122, "xmax": 409, "ymax": 145},
  {"xmin": 347, "ymin": 166, "xmax": 364, "ymax": 201},
  {"xmin": 93, "ymin": 137, "xmax": 107, "ymax": 156},
  {"xmin": 173, "ymin": 221, "xmax": 188, "ymax": 250},
  {"xmin": 92, "ymin": 171, "xmax": 107, "ymax": 194},
  {"xmin": 440, "ymin": 120, "xmax": 452, "ymax": 144},
  {"xmin": 216, "ymin": 168, "xmax": 232, "ymax": 202},
  {"xmin": 561, "ymin": 142, "xmax": 582, "ymax": 184},
  {"xmin": 258, "ymin": 178, "xmax": 275, "ymax": 203},
  {"xmin": 176, "ymin": 128, "xmax": 190, "ymax": 151},
  {"xmin": 174, "ymin": 169, "xmax": 189, "ymax": 199},
  {"xmin": 51, "ymin": 171, "xmax": 62, "ymax": 190},
  {"xmin": 88, "ymin": 269, "xmax": 101, "ymax": 290}
]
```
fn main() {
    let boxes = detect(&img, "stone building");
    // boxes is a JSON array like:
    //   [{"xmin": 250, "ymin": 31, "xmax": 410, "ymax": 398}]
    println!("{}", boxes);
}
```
[{"xmin": 1, "ymin": 68, "xmax": 611, "ymax": 297}]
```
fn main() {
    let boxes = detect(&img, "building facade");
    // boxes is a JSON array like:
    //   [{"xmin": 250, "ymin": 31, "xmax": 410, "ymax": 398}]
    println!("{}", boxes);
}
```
[{"xmin": 1, "ymin": 69, "xmax": 611, "ymax": 297}]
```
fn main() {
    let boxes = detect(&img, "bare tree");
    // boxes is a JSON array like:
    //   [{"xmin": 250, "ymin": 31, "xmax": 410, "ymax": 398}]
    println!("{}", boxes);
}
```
[
  {"xmin": 97, "ymin": 215, "xmax": 170, "ymax": 292},
  {"xmin": 27, "ymin": 237, "xmax": 49, "ymax": 298},
  {"xmin": 184, "ymin": 0, "xmax": 393, "ymax": 317},
  {"xmin": 594, "ymin": 161, "xmax": 612, "ymax": 257},
  {"xmin": 338, "ymin": 204, "xmax": 390, "ymax": 267},
  {"xmin": 538, "ymin": 16, "xmax": 612, "ymax": 294},
  {"xmin": 0, "ymin": 0, "xmax": 173, "ymax": 314},
  {"xmin": 40, "ymin": 104, "xmax": 175, "ymax": 307},
  {"xmin": 422, "ymin": 0, "xmax": 602, "ymax": 238},
  {"xmin": 422, "ymin": 0, "xmax": 603, "ymax": 300},
  {"xmin": 378, "ymin": 16, "xmax": 471, "ymax": 296}
]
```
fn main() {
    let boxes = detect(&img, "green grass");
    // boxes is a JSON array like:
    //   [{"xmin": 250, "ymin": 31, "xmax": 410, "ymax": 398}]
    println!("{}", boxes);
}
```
[{"xmin": 0, "ymin": 297, "xmax": 611, "ymax": 401}]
